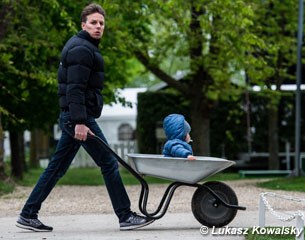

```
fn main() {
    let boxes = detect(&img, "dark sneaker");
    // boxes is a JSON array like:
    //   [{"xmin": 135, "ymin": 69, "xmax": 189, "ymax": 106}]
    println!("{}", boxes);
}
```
[
  {"xmin": 120, "ymin": 212, "xmax": 154, "ymax": 231},
  {"xmin": 16, "ymin": 215, "xmax": 53, "ymax": 232}
]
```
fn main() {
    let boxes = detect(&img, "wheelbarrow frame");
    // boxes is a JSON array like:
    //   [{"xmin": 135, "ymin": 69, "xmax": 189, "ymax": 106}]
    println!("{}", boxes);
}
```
[{"xmin": 90, "ymin": 135, "xmax": 246, "ymax": 221}]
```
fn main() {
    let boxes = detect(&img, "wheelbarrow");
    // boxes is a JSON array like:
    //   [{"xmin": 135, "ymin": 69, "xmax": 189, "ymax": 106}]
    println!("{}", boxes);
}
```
[{"xmin": 88, "ymin": 135, "xmax": 246, "ymax": 228}]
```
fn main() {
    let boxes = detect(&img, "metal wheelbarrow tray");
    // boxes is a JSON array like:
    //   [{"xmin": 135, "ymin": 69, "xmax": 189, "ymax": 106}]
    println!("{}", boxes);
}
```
[
  {"xmin": 127, "ymin": 154, "xmax": 235, "ymax": 184},
  {"xmin": 86, "ymin": 135, "xmax": 246, "ymax": 228}
]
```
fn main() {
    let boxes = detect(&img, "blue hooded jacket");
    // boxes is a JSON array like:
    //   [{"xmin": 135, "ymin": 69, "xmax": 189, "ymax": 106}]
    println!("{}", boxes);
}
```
[{"xmin": 162, "ymin": 114, "xmax": 193, "ymax": 158}]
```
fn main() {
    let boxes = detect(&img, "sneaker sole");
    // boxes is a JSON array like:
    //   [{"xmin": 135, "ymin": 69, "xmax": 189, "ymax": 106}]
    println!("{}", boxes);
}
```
[
  {"xmin": 16, "ymin": 222, "xmax": 53, "ymax": 232},
  {"xmin": 120, "ymin": 219, "xmax": 154, "ymax": 231}
]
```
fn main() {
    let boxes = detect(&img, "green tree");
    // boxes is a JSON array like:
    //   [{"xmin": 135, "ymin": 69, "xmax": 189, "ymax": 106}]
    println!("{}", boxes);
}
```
[
  {"xmin": 0, "ymin": 1, "xmax": 11, "ymax": 179},
  {"xmin": 0, "ymin": 0, "xmax": 137, "ymax": 177},
  {"xmin": 0, "ymin": 113, "xmax": 5, "ymax": 179},
  {"xmin": 104, "ymin": 0, "xmax": 269, "ymax": 155},
  {"xmin": 250, "ymin": 0, "xmax": 299, "ymax": 169},
  {"xmin": 0, "ymin": 0, "xmax": 76, "ymax": 177}
]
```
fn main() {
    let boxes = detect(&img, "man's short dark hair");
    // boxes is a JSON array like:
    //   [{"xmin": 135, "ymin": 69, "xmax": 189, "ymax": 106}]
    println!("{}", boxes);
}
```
[{"xmin": 81, "ymin": 3, "xmax": 105, "ymax": 23}]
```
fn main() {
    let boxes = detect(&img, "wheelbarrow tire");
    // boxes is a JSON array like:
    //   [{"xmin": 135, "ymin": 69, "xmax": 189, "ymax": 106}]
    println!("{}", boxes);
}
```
[{"xmin": 191, "ymin": 181, "xmax": 238, "ymax": 228}]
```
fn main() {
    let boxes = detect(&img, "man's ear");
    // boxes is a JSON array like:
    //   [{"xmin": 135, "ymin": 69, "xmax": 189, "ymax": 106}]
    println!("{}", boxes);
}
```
[{"xmin": 81, "ymin": 22, "xmax": 85, "ymax": 30}]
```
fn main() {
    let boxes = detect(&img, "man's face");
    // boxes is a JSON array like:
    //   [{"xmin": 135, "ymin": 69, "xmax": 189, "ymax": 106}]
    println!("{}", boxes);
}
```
[{"xmin": 82, "ymin": 12, "xmax": 105, "ymax": 39}]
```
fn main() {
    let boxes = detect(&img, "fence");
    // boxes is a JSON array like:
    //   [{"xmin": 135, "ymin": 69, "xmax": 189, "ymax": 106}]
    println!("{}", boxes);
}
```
[
  {"xmin": 259, "ymin": 192, "xmax": 305, "ymax": 240},
  {"xmin": 71, "ymin": 141, "xmax": 137, "ymax": 168}
]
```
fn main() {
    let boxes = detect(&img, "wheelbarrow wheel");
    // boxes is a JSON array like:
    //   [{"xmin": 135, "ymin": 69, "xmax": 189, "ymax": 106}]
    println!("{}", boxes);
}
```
[{"xmin": 191, "ymin": 181, "xmax": 238, "ymax": 228}]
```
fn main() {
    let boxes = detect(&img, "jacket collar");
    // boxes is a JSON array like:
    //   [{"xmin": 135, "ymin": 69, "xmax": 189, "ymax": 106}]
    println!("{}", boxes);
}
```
[{"xmin": 77, "ymin": 30, "xmax": 100, "ymax": 47}]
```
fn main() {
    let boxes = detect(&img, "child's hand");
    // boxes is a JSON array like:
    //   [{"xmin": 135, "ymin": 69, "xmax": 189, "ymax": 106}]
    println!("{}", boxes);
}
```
[{"xmin": 187, "ymin": 155, "xmax": 196, "ymax": 160}]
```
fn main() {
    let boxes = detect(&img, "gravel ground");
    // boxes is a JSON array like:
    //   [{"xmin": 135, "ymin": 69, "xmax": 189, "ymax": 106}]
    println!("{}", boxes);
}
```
[{"xmin": 0, "ymin": 179, "xmax": 304, "ymax": 218}]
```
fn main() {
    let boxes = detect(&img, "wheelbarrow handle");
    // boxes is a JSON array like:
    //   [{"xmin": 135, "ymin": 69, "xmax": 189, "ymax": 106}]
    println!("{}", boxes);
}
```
[{"xmin": 87, "ymin": 135, "xmax": 144, "ymax": 181}]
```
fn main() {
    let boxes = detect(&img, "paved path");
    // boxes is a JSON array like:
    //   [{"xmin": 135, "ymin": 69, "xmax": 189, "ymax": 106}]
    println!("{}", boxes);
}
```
[
  {"xmin": 0, "ymin": 211, "xmax": 298, "ymax": 240},
  {"xmin": 1, "ymin": 180, "xmax": 304, "ymax": 239}
]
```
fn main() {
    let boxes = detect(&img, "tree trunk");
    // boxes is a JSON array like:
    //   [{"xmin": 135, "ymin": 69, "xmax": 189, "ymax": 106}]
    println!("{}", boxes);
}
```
[
  {"xmin": 30, "ymin": 129, "xmax": 50, "ymax": 168},
  {"xmin": 187, "ymin": 3, "xmax": 211, "ymax": 156},
  {"xmin": 190, "ymin": 110, "xmax": 210, "ymax": 157},
  {"xmin": 30, "ymin": 130, "xmax": 38, "ymax": 168},
  {"xmin": 268, "ymin": 106, "xmax": 279, "ymax": 170},
  {"xmin": 190, "ymin": 95, "xmax": 211, "ymax": 156},
  {"xmin": 0, "ymin": 114, "xmax": 6, "ymax": 179},
  {"xmin": 9, "ymin": 131, "xmax": 24, "ymax": 179},
  {"xmin": 19, "ymin": 133, "xmax": 26, "ymax": 172}
]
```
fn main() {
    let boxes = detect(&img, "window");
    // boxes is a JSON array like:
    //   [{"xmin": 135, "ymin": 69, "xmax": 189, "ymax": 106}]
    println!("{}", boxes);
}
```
[{"xmin": 118, "ymin": 123, "xmax": 134, "ymax": 140}]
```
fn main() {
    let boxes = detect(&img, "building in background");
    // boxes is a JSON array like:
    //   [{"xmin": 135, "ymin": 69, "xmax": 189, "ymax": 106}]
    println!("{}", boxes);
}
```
[
  {"xmin": 98, "ymin": 88, "xmax": 146, "ymax": 143},
  {"xmin": 72, "ymin": 88, "xmax": 146, "ymax": 167}
]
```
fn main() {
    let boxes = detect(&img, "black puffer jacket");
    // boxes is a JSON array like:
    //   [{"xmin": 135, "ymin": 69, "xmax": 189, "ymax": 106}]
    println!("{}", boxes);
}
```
[{"xmin": 57, "ymin": 30, "xmax": 104, "ymax": 123}]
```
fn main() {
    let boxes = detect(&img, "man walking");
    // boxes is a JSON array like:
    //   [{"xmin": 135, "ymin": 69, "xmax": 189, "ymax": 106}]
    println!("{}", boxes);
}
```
[{"xmin": 16, "ymin": 3, "xmax": 153, "ymax": 232}]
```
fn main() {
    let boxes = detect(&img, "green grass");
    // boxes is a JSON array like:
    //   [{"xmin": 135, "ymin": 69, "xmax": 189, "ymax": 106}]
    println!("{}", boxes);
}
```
[
  {"xmin": 257, "ymin": 177, "xmax": 305, "ymax": 192},
  {"xmin": 0, "ymin": 179, "xmax": 15, "ymax": 195},
  {"xmin": 19, "ymin": 167, "xmax": 104, "ymax": 186},
  {"xmin": 205, "ymin": 172, "xmax": 240, "ymax": 181},
  {"xmin": 0, "ymin": 167, "xmax": 240, "ymax": 196},
  {"xmin": 245, "ymin": 227, "xmax": 302, "ymax": 240},
  {"xmin": 1, "ymin": 166, "xmax": 303, "ymax": 197},
  {"xmin": 17, "ymin": 167, "xmax": 172, "ymax": 187},
  {"xmin": 18, "ymin": 168, "xmax": 241, "ymax": 187}
]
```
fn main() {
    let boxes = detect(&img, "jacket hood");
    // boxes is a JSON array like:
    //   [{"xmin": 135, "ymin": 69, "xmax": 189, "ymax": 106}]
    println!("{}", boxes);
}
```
[{"xmin": 163, "ymin": 114, "xmax": 190, "ymax": 140}]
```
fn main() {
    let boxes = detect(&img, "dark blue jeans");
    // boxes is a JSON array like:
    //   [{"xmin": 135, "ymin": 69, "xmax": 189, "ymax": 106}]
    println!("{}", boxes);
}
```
[{"xmin": 21, "ymin": 112, "xmax": 131, "ymax": 222}]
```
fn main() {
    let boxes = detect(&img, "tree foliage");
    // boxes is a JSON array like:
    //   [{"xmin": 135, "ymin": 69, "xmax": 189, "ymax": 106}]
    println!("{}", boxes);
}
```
[
  {"xmin": 0, "ymin": 0, "xmax": 75, "ymax": 131},
  {"xmin": 247, "ymin": 0, "xmax": 300, "ymax": 169},
  {"xmin": 0, "ymin": 0, "xmax": 135, "ymax": 131},
  {"xmin": 0, "ymin": 0, "xmax": 302, "ymax": 173},
  {"xmin": 101, "ymin": 0, "xmax": 271, "ymax": 155},
  {"xmin": 0, "ymin": 0, "xmax": 143, "ymax": 177}
]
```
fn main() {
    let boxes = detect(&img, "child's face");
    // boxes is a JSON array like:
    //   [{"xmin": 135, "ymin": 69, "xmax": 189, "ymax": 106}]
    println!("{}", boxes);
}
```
[{"xmin": 185, "ymin": 133, "xmax": 191, "ymax": 143}]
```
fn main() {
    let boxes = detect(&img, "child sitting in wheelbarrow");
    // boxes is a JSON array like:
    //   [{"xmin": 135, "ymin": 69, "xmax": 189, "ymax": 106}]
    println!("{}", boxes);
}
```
[{"xmin": 163, "ymin": 114, "xmax": 196, "ymax": 160}]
